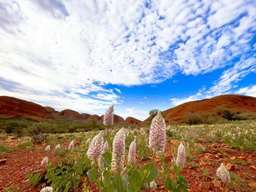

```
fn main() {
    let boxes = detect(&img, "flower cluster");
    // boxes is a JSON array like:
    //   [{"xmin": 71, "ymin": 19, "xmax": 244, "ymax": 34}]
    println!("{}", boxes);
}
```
[
  {"xmin": 111, "ymin": 128, "xmax": 126, "ymax": 172},
  {"xmin": 149, "ymin": 111, "xmax": 166, "ymax": 154},
  {"xmin": 87, "ymin": 132, "xmax": 104, "ymax": 163},
  {"xmin": 103, "ymin": 105, "xmax": 114, "ymax": 126}
]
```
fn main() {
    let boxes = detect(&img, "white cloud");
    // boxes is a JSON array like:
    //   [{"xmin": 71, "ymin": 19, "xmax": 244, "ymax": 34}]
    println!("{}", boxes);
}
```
[
  {"xmin": 237, "ymin": 85, "xmax": 256, "ymax": 97},
  {"xmin": 170, "ymin": 57, "xmax": 256, "ymax": 107},
  {"xmin": 207, "ymin": 57, "xmax": 256, "ymax": 96},
  {"xmin": 119, "ymin": 107, "xmax": 148, "ymax": 121},
  {"xmin": 0, "ymin": 0, "xmax": 255, "ymax": 116}
]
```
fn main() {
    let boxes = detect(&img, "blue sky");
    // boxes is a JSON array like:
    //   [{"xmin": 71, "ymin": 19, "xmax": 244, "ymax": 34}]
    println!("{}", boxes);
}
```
[{"xmin": 0, "ymin": 0, "xmax": 255, "ymax": 120}]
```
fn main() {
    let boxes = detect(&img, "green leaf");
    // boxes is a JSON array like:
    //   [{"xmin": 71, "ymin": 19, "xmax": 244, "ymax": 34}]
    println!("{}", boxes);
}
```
[
  {"xmin": 87, "ymin": 167, "xmax": 98, "ymax": 183},
  {"xmin": 143, "ymin": 163, "xmax": 158, "ymax": 183},
  {"xmin": 165, "ymin": 177, "xmax": 174, "ymax": 190}
]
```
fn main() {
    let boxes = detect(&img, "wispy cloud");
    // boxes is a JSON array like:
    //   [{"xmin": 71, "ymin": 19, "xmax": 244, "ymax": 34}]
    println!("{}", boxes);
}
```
[
  {"xmin": 237, "ymin": 85, "xmax": 256, "ymax": 97},
  {"xmin": 0, "ymin": 0, "xmax": 255, "ymax": 115}
]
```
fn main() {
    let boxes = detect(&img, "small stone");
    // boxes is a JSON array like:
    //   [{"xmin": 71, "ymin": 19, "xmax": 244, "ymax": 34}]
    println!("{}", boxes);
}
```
[
  {"xmin": 250, "ymin": 165, "xmax": 256, "ymax": 171},
  {"xmin": 0, "ymin": 158, "xmax": 7, "ymax": 165}
]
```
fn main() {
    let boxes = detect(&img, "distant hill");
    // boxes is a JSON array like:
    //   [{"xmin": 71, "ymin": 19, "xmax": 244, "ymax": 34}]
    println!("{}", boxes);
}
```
[
  {"xmin": 0, "ymin": 96, "xmax": 51, "ymax": 120},
  {"xmin": 0, "ymin": 96, "xmax": 140, "ymax": 125},
  {"xmin": 1, "ymin": 94, "xmax": 255, "ymax": 126},
  {"xmin": 144, "ymin": 95, "xmax": 256, "ymax": 124},
  {"xmin": 125, "ymin": 117, "xmax": 141, "ymax": 125}
]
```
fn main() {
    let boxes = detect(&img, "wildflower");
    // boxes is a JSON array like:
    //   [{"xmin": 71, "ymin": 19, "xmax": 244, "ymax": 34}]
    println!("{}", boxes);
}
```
[
  {"xmin": 44, "ymin": 145, "xmax": 51, "ymax": 152},
  {"xmin": 216, "ymin": 163, "xmax": 231, "ymax": 183},
  {"xmin": 41, "ymin": 156, "xmax": 49, "ymax": 167},
  {"xmin": 175, "ymin": 142, "xmax": 186, "ymax": 168},
  {"xmin": 149, "ymin": 111, "xmax": 166, "ymax": 154},
  {"xmin": 103, "ymin": 105, "xmax": 114, "ymax": 126},
  {"xmin": 149, "ymin": 180, "xmax": 157, "ymax": 189},
  {"xmin": 68, "ymin": 139, "xmax": 75, "ymax": 150},
  {"xmin": 40, "ymin": 186, "xmax": 53, "ymax": 192},
  {"xmin": 111, "ymin": 128, "xmax": 126, "ymax": 173},
  {"xmin": 102, "ymin": 141, "xmax": 109, "ymax": 153},
  {"xmin": 128, "ymin": 139, "xmax": 136, "ymax": 164},
  {"xmin": 55, "ymin": 144, "xmax": 61, "ymax": 150},
  {"xmin": 87, "ymin": 132, "xmax": 104, "ymax": 162}
]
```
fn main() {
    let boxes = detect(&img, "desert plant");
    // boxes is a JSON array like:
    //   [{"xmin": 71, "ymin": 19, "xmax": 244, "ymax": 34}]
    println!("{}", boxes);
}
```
[
  {"xmin": 103, "ymin": 105, "xmax": 114, "ymax": 126},
  {"xmin": 149, "ymin": 111, "xmax": 166, "ymax": 154},
  {"xmin": 46, "ymin": 155, "xmax": 91, "ymax": 192},
  {"xmin": 27, "ymin": 172, "xmax": 43, "ymax": 187}
]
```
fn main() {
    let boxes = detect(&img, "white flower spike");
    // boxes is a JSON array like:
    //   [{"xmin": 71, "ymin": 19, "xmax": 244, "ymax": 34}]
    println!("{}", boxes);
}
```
[
  {"xmin": 40, "ymin": 186, "xmax": 53, "ymax": 192},
  {"xmin": 216, "ymin": 163, "xmax": 231, "ymax": 183},
  {"xmin": 175, "ymin": 142, "xmax": 186, "ymax": 168}
]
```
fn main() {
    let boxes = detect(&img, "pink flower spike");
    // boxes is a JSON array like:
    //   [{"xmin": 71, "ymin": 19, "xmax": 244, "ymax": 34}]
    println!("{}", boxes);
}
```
[
  {"xmin": 103, "ymin": 105, "xmax": 114, "ymax": 126},
  {"xmin": 128, "ymin": 139, "xmax": 137, "ymax": 164},
  {"xmin": 87, "ymin": 132, "xmax": 104, "ymax": 162},
  {"xmin": 111, "ymin": 128, "xmax": 126, "ymax": 172},
  {"xmin": 149, "ymin": 111, "xmax": 166, "ymax": 154}
]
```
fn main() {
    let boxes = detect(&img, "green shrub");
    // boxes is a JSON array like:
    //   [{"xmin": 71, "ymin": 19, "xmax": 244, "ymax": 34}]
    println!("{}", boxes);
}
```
[
  {"xmin": 0, "ymin": 144, "xmax": 12, "ymax": 153},
  {"xmin": 3, "ymin": 186, "xmax": 20, "ymax": 192},
  {"xmin": 27, "ymin": 172, "xmax": 43, "ymax": 187},
  {"xmin": 183, "ymin": 113, "xmax": 204, "ymax": 125},
  {"xmin": 46, "ymin": 155, "xmax": 91, "ymax": 192}
]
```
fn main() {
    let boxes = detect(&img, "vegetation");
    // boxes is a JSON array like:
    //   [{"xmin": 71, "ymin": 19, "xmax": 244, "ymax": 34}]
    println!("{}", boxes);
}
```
[
  {"xmin": 0, "ymin": 144, "xmax": 12, "ymax": 153},
  {"xmin": 0, "ymin": 118, "xmax": 104, "ymax": 136},
  {"xmin": 1, "ymin": 118, "xmax": 255, "ymax": 191}
]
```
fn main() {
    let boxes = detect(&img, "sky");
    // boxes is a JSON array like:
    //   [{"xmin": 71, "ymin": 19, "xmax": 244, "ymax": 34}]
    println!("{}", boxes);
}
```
[{"xmin": 0, "ymin": 0, "xmax": 255, "ymax": 120}]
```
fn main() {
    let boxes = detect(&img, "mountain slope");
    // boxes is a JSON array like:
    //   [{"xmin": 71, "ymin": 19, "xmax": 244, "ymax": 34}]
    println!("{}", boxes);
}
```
[
  {"xmin": 0, "ymin": 96, "xmax": 51, "ymax": 120},
  {"xmin": 144, "ymin": 94, "xmax": 256, "ymax": 123},
  {"xmin": 0, "ymin": 96, "xmax": 131, "ymax": 124}
]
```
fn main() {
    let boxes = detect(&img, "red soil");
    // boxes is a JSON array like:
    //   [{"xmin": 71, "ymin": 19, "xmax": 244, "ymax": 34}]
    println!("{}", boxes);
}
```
[
  {"xmin": 0, "ymin": 148, "xmax": 56, "ymax": 192},
  {"xmin": 1, "ymin": 140, "xmax": 255, "ymax": 192}
]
